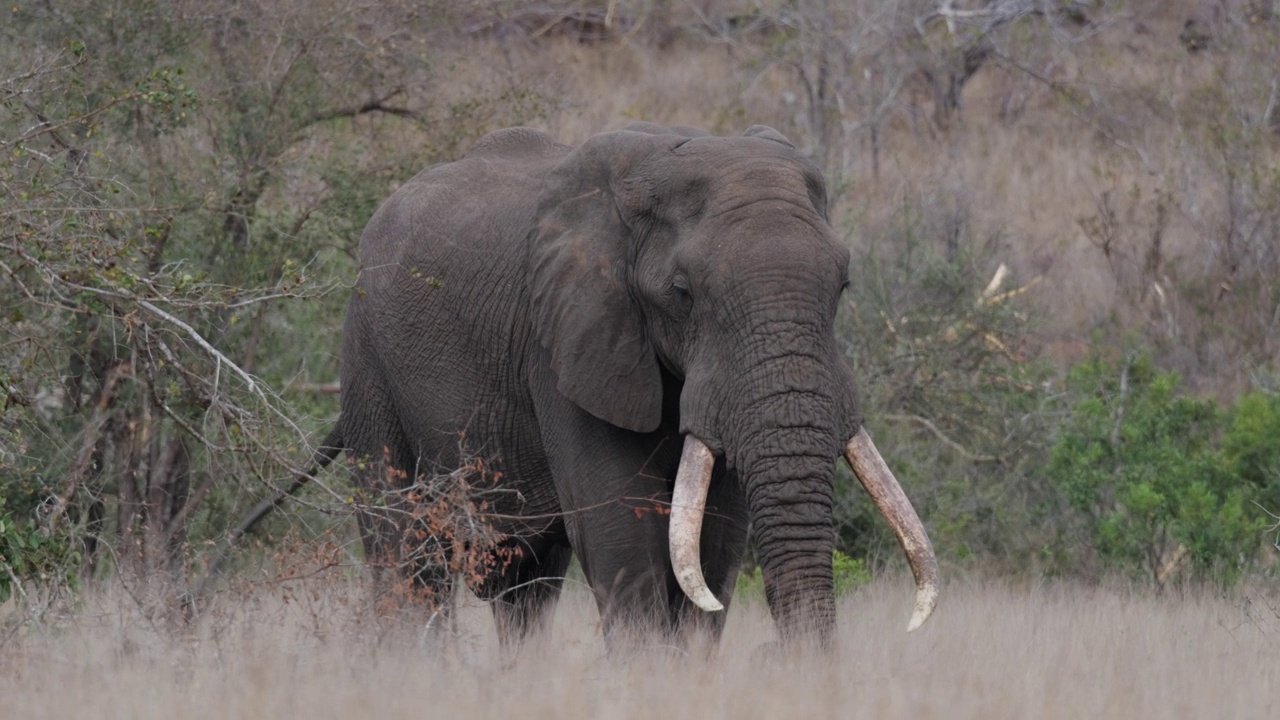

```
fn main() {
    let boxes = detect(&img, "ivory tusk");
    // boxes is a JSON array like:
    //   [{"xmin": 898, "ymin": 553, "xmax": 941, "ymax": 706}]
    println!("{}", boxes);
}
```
[
  {"xmin": 669, "ymin": 434, "xmax": 723, "ymax": 612},
  {"xmin": 844, "ymin": 428, "xmax": 940, "ymax": 632}
]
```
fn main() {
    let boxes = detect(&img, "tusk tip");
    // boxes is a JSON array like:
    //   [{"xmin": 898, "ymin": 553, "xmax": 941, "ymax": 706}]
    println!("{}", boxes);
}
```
[
  {"xmin": 906, "ymin": 612, "xmax": 927, "ymax": 633},
  {"xmin": 698, "ymin": 598, "xmax": 726, "ymax": 613},
  {"xmin": 689, "ymin": 586, "xmax": 724, "ymax": 613},
  {"xmin": 905, "ymin": 583, "xmax": 939, "ymax": 632},
  {"xmin": 676, "ymin": 568, "xmax": 724, "ymax": 612}
]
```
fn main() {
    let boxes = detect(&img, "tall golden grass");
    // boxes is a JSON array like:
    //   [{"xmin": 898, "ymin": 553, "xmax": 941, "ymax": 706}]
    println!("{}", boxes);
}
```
[{"xmin": 4, "ymin": 577, "xmax": 1277, "ymax": 719}]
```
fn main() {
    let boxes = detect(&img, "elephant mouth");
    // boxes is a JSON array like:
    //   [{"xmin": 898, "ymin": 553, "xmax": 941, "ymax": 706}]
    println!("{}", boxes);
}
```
[{"xmin": 668, "ymin": 430, "xmax": 940, "ymax": 632}]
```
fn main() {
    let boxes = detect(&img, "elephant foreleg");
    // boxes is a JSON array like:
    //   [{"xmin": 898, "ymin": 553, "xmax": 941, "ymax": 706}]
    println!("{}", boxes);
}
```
[
  {"xmin": 670, "ymin": 463, "xmax": 748, "ymax": 642},
  {"xmin": 489, "ymin": 542, "xmax": 573, "ymax": 651}
]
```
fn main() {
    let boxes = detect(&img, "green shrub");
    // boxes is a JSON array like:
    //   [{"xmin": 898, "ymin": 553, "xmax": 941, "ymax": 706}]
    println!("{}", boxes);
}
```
[
  {"xmin": 1044, "ymin": 355, "xmax": 1266, "ymax": 586},
  {"xmin": 0, "ymin": 496, "xmax": 79, "ymax": 604},
  {"xmin": 831, "ymin": 549, "xmax": 873, "ymax": 594},
  {"xmin": 1223, "ymin": 390, "xmax": 1280, "ymax": 511}
]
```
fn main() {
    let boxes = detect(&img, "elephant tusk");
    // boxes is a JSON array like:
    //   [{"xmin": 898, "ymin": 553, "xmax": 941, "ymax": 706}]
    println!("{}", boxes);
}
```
[
  {"xmin": 669, "ymin": 434, "xmax": 723, "ymax": 612},
  {"xmin": 844, "ymin": 429, "xmax": 940, "ymax": 632}
]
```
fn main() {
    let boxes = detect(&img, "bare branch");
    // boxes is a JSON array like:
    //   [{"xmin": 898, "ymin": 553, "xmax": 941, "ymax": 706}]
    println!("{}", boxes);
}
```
[
  {"xmin": 305, "ymin": 87, "xmax": 418, "ymax": 125},
  {"xmin": 292, "ymin": 380, "xmax": 341, "ymax": 395},
  {"xmin": 2, "ymin": 91, "xmax": 145, "ymax": 149},
  {"xmin": 882, "ymin": 414, "xmax": 1002, "ymax": 464},
  {"xmin": 193, "ymin": 436, "xmax": 344, "ymax": 601},
  {"xmin": 3, "ymin": 241, "xmax": 320, "ymax": 447}
]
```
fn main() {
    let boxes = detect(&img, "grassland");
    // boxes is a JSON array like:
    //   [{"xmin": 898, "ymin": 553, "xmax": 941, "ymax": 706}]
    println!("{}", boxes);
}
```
[
  {"xmin": 4, "ymin": 2, "xmax": 1280, "ymax": 716},
  {"xmin": 4, "ymin": 577, "xmax": 1278, "ymax": 719}
]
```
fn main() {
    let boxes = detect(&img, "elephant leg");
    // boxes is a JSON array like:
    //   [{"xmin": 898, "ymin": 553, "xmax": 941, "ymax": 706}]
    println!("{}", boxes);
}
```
[
  {"xmin": 352, "ymin": 444, "xmax": 462, "ymax": 613},
  {"xmin": 670, "ymin": 463, "xmax": 749, "ymax": 643},
  {"xmin": 489, "ymin": 542, "xmax": 573, "ymax": 651},
  {"xmin": 553, "ymin": 439, "xmax": 682, "ymax": 644},
  {"xmin": 341, "ymin": 369, "xmax": 458, "ymax": 614},
  {"xmin": 349, "ymin": 442, "xmax": 416, "ymax": 587},
  {"xmin": 531, "ymin": 413, "xmax": 674, "ymax": 638},
  {"xmin": 530, "ymin": 363, "xmax": 686, "ymax": 645},
  {"xmin": 573, "ymin": 493, "xmax": 675, "ymax": 644}
]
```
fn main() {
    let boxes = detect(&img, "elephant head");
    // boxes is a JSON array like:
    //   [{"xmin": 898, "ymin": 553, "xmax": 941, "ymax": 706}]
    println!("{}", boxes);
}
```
[{"xmin": 528, "ymin": 124, "xmax": 937, "ymax": 640}]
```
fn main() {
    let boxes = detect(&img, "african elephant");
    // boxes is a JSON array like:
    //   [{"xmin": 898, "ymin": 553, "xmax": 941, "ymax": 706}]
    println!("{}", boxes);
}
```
[{"xmin": 323, "ymin": 122, "xmax": 938, "ymax": 648}]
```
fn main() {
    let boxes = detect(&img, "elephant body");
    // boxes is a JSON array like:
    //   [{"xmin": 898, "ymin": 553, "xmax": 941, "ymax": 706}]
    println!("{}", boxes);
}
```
[{"xmin": 331, "ymin": 124, "xmax": 937, "ymax": 647}]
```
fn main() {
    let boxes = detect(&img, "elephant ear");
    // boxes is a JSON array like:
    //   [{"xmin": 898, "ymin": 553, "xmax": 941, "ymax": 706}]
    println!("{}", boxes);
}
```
[
  {"xmin": 528, "ymin": 131, "xmax": 683, "ymax": 433},
  {"xmin": 622, "ymin": 121, "xmax": 709, "ymax": 139},
  {"xmin": 743, "ymin": 125, "xmax": 795, "ymax": 148}
]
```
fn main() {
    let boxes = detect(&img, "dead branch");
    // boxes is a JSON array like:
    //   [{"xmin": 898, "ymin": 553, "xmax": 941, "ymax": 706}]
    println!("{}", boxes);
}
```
[
  {"xmin": 920, "ymin": 0, "xmax": 1090, "ymax": 36},
  {"xmin": 882, "ymin": 414, "xmax": 1002, "ymax": 463},
  {"xmin": 191, "ymin": 433, "xmax": 345, "ymax": 603},
  {"xmin": 304, "ymin": 87, "xmax": 418, "ymax": 125},
  {"xmin": 292, "ymin": 380, "xmax": 341, "ymax": 396},
  {"xmin": 462, "ymin": 5, "xmax": 631, "ymax": 42}
]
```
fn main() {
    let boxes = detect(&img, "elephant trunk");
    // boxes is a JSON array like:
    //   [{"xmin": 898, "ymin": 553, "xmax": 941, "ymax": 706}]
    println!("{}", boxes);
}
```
[
  {"xmin": 669, "ymin": 426, "xmax": 941, "ymax": 640},
  {"xmin": 668, "ymin": 432, "xmax": 845, "ymax": 639},
  {"xmin": 672, "ymin": 303, "xmax": 939, "ymax": 639},
  {"xmin": 742, "ymin": 444, "xmax": 840, "ymax": 641}
]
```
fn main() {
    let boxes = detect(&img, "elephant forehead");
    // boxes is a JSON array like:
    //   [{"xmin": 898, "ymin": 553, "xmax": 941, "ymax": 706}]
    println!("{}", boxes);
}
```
[
  {"xmin": 674, "ymin": 134, "xmax": 803, "ymax": 161},
  {"xmin": 676, "ymin": 138, "xmax": 819, "ymax": 182},
  {"xmin": 688, "ymin": 161, "xmax": 813, "ymax": 201},
  {"xmin": 687, "ymin": 209, "xmax": 846, "ymax": 269}
]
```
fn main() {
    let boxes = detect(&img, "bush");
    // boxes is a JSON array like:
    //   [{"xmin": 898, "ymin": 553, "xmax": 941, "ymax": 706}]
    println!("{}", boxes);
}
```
[
  {"xmin": 0, "ymin": 0, "xmax": 559, "ymax": 614},
  {"xmin": 1044, "ymin": 355, "xmax": 1268, "ymax": 587},
  {"xmin": 0, "ymin": 495, "xmax": 78, "ymax": 605},
  {"xmin": 1223, "ymin": 389, "xmax": 1280, "ymax": 513},
  {"xmin": 835, "ymin": 191, "xmax": 1054, "ymax": 573}
]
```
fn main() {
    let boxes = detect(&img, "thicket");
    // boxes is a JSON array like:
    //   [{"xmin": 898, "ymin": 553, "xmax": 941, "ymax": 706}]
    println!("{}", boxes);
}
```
[
  {"xmin": 3, "ymin": 0, "xmax": 1279, "ymax": 629},
  {"xmin": 837, "ymin": 195, "xmax": 1280, "ymax": 588},
  {"xmin": 0, "ymin": 0, "xmax": 556, "ymax": 616}
]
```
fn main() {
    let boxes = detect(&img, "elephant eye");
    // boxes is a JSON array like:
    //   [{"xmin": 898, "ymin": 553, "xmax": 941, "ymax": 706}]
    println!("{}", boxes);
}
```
[{"xmin": 671, "ymin": 278, "xmax": 693, "ymax": 315}]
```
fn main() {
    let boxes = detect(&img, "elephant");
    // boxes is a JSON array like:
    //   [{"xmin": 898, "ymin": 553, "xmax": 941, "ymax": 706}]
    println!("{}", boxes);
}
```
[{"xmin": 320, "ymin": 122, "xmax": 938, "ymax": 649}]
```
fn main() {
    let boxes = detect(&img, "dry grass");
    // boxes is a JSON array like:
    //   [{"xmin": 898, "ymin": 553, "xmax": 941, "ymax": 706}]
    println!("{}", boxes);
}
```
[{"xmin": 4, "ymin": 577, "xmax": 1278, "ymax": 719}]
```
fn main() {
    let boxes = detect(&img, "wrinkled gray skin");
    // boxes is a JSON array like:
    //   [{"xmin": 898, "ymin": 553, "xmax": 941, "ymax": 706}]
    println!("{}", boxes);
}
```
[{"xmin": 334, "ymin": 123, "xmax": 863, "ymax": 647}]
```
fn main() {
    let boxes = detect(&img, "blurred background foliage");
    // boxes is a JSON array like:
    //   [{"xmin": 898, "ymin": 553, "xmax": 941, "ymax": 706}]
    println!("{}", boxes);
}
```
[{"xmin": 3, "ymin": 0, "xmax": 1279, "ymax": 615}]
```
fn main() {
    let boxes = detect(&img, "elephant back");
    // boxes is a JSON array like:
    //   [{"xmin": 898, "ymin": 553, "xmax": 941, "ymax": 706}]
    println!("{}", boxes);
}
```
[
  {"xmin": 464, "ymin": 127, "xmax": 569, "ymax": 161},
  {"xmin": 354, "ymin": 129, "xmax": 570, "ymax": 293}
]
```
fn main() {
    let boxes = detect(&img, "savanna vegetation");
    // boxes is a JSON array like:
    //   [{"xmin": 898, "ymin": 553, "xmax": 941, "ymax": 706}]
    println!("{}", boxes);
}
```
[
  {"xmin": 5, "ymin": 579, "xmax": 1280, "ymax": 718},
  {"xmin": 3, "ymin": 0, "xmax": 1280, "ymax": 682}
]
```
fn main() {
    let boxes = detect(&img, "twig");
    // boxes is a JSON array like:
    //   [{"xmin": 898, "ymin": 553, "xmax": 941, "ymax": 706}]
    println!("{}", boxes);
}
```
[
  {"xmin": 292, "ymin": 380, "xmax": 341, "ymax": 395},
  {"xmin": 304, "ymin": 87, "xmax": 417, "ymax": 124},
  {"xmin": 882, "ymin": 414, "xmax": 1002, "ymax": 463},
  {"xmin": 983, "ymin": 276, "xmax": 1042, "ymax": 306},
  {"xmin": 1255, "ymin": 501, "xmax": 1280, "ymax": 553},
  {"xmin": 1, "ymin": 559, "xmax": 46, "ymax": 636},
  {"xmin": 4, "ymin": 91, "xmax": 144, "ymax": 149},
  {"xmin": 1109, "ymin": 361, "xmax": 1131, "ymax": 448},
  {"xmin": 191, "ymin": 436, "xmax": 344, "ymax": 604}
]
